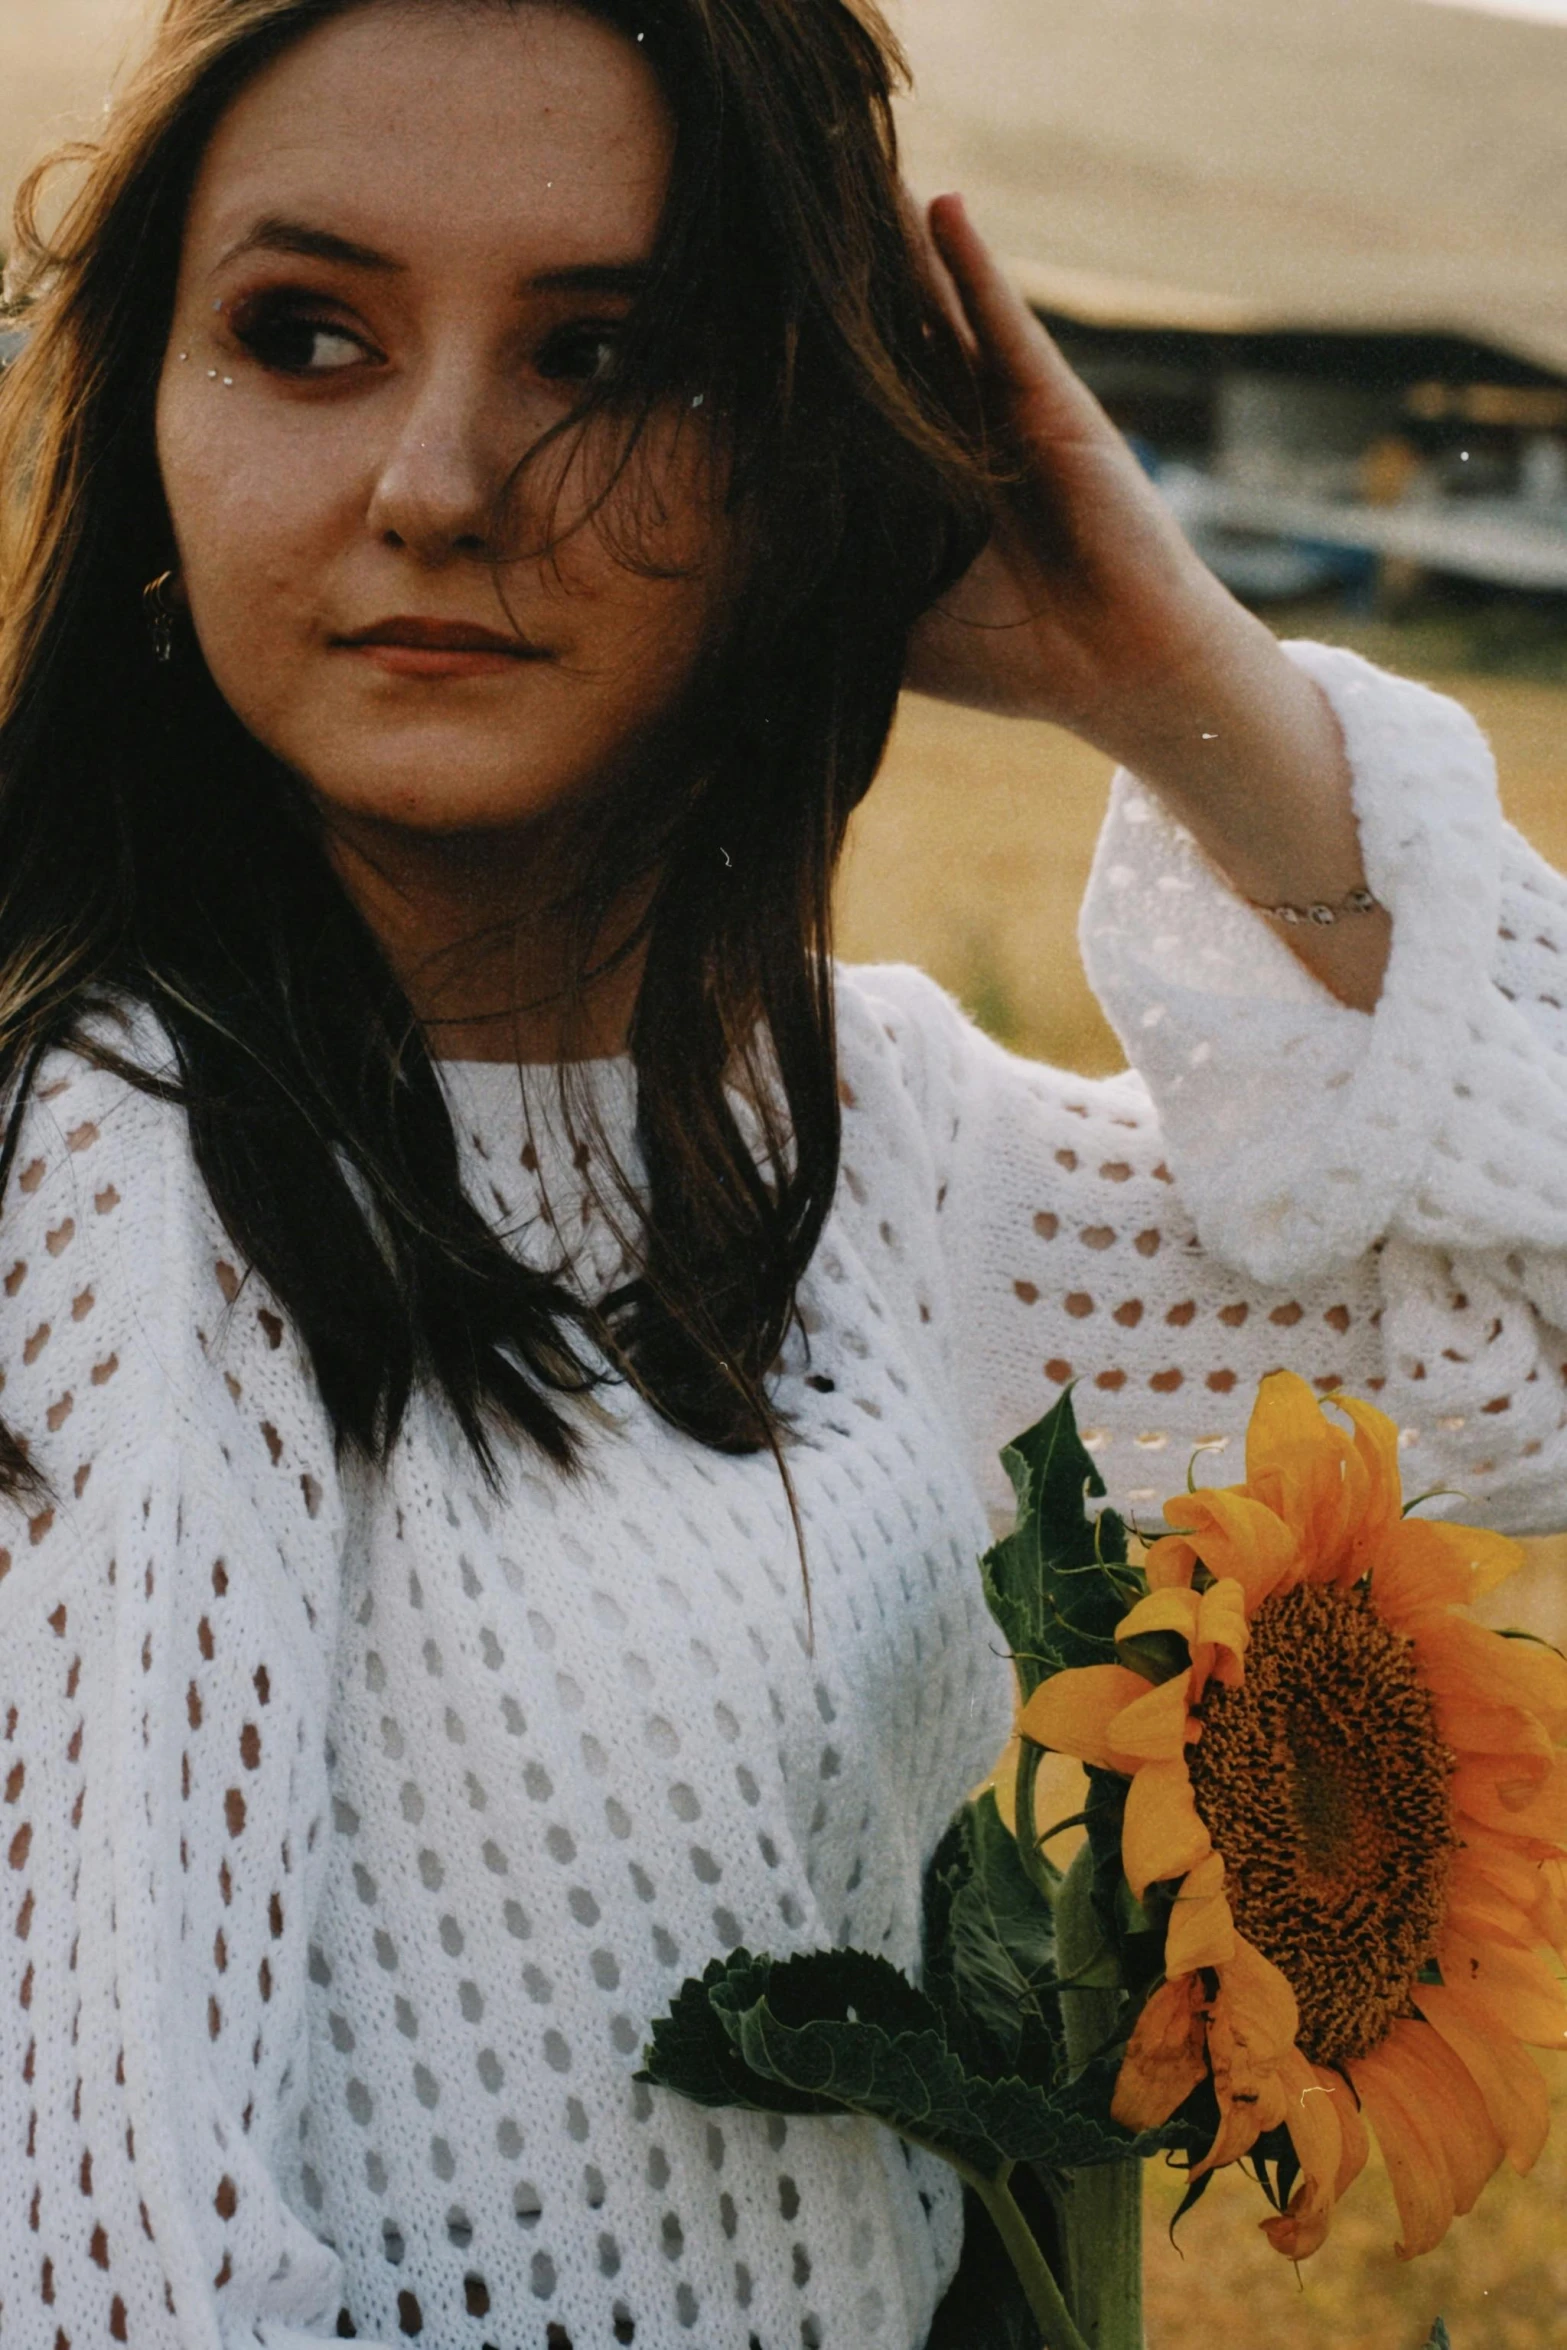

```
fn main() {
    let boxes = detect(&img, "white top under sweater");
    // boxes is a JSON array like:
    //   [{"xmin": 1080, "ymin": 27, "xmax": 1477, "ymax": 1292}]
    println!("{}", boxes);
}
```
[{"xmin": 8, "ymin": 643, "xmax": 1567, "ymax": 2350}]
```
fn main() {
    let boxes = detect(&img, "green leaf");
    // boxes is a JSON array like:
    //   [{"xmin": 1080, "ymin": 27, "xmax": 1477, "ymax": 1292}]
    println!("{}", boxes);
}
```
[
  {"xmin": 939, "ymin": 1791, "xmax": 1065, "ymax": 2076},
  {"xmin": 981, "ymin": 1390, "xmax": 1138, "ymax": 1701},
  {"xmin": 1114, "ymin": 1626, "xmax": 1190, "ymax": 1685},
  {"xmin": 1422, "ymin": 2322, "xmax": 1453, "ymax": 2350},
  {"xmin": 638, "ymin": 1955, "xmax": 844, "ymax": 2119},
  {"xmin": 642, "ymin": 1945, "xmax": 1176, "ymax": 2183}
]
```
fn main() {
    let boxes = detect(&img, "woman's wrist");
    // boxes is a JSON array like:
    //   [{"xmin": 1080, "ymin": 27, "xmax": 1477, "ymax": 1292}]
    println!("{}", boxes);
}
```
[{"xmin": 1102, "ymin": 619, "xmax": 1391, "ymax": 1013}]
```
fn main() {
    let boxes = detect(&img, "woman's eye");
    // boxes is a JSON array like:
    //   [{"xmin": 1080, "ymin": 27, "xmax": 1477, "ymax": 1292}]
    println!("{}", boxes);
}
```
[
  {"xmin": 235, "ymin": 312, "xmax": 374, "ymax": 378},
  {"xmin": 536, "ymin": 323, "xmax": 624, "ymax": 387}
]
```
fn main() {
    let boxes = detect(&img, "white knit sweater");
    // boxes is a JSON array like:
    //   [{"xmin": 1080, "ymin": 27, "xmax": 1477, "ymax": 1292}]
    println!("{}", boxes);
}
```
[{"xmin": 6, "ymin": 644, "xmax": 1567, "ymax": 2350}]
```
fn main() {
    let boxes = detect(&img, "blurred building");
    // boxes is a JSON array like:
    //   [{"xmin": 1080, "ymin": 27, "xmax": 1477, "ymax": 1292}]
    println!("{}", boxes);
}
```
[
  {"xmin": 896, "ymin": 0, "xmax": 1567, "ymax": 600},
  {"xmin": 1035, "ymin": 289, "xmax": 1567, "ymax": 601}
]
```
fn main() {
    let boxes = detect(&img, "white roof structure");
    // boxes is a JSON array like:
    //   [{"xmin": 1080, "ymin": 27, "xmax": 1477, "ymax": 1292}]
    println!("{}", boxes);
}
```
[
  {"xmin": 892, "ymin": 0, "xmax": 1567, "ymax": 374},
  {"xmin": 2, "ymin": 0, "xmax": 1565, "ymax": 376}
]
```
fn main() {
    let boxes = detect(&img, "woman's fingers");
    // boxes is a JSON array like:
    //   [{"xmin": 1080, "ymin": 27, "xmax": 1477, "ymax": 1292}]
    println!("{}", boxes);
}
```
[
  {"xmin": 900, "ymin": 181, "xmax": 980, "ymax": 366},
  {"xmin": 925, "ymin": 193, "xmax": 1120, "ymax": 445}
]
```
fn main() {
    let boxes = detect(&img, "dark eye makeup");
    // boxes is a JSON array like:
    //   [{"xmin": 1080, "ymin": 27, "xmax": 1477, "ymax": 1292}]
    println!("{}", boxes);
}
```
[
  {"xmin": 223, "ymin": 286, "xmax": 628, "ymax": 389},
  {"xmin": 228, "ymin": 290, "xmax": 379, "ymax": 378}
]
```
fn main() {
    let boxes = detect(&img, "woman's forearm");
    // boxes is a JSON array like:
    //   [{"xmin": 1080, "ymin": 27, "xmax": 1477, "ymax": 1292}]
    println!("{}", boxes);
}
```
[{"xmin": 1099, "ymin": 611, "xmax": 1391, "ymax": 1013}]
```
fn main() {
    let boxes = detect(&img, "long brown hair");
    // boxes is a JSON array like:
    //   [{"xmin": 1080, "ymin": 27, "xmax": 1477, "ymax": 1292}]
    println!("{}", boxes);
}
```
[{"xmin": 0, "ymin": 0, "xmax": 991, "ymax": 1484}]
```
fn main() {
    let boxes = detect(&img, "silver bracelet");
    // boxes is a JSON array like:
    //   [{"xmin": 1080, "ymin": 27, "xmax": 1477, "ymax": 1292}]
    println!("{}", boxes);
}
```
[{"xmin": 1250, "ymin": 885, "xmax": 1382, "ymax": 929}]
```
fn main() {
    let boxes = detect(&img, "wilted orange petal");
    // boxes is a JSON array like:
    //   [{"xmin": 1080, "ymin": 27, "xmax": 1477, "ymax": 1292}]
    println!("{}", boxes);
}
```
[
  {"xmin": 1017, "ymin": 1664, "xmax": 1148, "ymax": 1770},
  {"xmin": 1216, "ymin": 1934, "xmax": 1300, "ymax": 2066},
  {"xmin": 1412, "ymin": 1983, "xmax": 1551, "ymax": 2174},
  {"xmin": 1196, "ymin": 1971, "xmax": 1290, "ymax": 2182},
  {"xmin": 1121, "ymin": 1759, "xmax": 1213, "ymax": 1902},
  {"xmin": 1350, "ymin": 2040, "xmax": 1457, "ymax": 2258},
  {"xmin": 1453, "ymin": 1755, "xmax": 1567, "ymax": 1844},
  {"xmin": 1433, "ymin": 1928, "xmax": 1567, "ymax": 2049},
  {"xmin": 1108, "ymin": 1669, "xmax": 1196, "ymax": 1761},
  {"xmin": 1259, "ymin": 2045, "xmax": 1347, "ymax": 2261},
  {"xmin": 1164, "ymin": 1850, "xmax": 1236, "ymax": 1974},
  {"xmin": 1111, "ymin": 1973, "xmax": 1208, "ymax": 2132}
]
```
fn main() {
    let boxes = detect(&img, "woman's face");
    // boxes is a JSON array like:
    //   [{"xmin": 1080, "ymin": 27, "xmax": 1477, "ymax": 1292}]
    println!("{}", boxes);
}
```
[{"xmin": 157, "ymin": 0, "xmax": 723, "ymax": 840}]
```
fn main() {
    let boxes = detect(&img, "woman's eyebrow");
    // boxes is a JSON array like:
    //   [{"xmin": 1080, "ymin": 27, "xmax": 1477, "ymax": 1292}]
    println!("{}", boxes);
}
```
[
  {"xmin": 213, "ymin": 216, "xmax": 405, "ymax": 276},
  {"xmin": 209, "ymin": 227, "xmax": 649, "ymax": 299},
  {"xmin": 526, "ymin": 262, "xmax": 651, "ymax": 298}
]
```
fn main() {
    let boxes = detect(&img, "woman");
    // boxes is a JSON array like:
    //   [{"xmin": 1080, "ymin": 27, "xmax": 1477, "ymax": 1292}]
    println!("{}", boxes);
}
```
[{"xmin": 2, "ymin": 1, "xmax": 1565, "ymax": 2344}]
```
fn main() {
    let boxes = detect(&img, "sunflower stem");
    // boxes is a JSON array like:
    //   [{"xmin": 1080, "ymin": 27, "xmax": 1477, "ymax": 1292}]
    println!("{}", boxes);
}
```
[
  {"xmin": 1054, "ymin": 1845, "xmax": 1146, "ymax": 2350},
  {"xmin": 1014, "ymin": 1739, "xmax": 1062, "ymax": 1906},
  {"xmin": 966, "ymin": 2163, "xmax": 1092, "ymax": 2350}
]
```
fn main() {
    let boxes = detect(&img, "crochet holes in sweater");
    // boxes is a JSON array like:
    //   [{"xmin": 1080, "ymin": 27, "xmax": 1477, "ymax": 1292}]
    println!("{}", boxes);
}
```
[
  {"xmin": 17, "ymin": 641, "xmax": 1567, "ymax": 2350},
  {"xmin": 1016, "ymin": 1098, "xmax": 1366, "ymax": 1505}
]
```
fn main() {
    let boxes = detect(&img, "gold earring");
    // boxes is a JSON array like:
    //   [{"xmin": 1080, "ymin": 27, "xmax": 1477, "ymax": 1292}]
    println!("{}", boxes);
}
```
[{"xmin": 143, "ymin": 570, "xmax": 181, "ymax": 665}]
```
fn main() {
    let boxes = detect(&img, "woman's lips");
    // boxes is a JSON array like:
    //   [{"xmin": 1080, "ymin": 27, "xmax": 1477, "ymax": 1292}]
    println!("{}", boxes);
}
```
[{"xmin": 335, "ymin": 618, "xmax": 553, "ymax": 681}]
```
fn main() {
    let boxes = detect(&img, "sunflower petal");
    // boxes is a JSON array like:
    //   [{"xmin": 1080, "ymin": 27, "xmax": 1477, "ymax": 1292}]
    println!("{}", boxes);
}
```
[
  {"xmin": 1157, "ymin": 1487, "xmax": 1300, "ymax": 1609},
  {"xmin": 1443, "ymin": 1848, "xmax": 1542, "ymax": 1951},
  {"xmin": 1433, "ymin": 1928, "xmax": 1567, "ymax": 2049},
  {"xmin": 1115, "ymin": 1587, "xmax": 1201, "ymax": 1649},
  {"xmin": 1121, "ymin": 1758, "xmax": 1213, "ymax": 1902},
  {"xmin": 1434, "ymin": 1696, "xmax": 1554, "ymax": 1782},
  {"xmin": 1334, "ymin": 1391, "xmax": 1407, "ymax": 1570},
  {"xmin": 1372, "ymin": 1519, "xmax": 1512, "ymax": 1631},
  {"xmin": 1195, "ymin": 1942, "xmax": 1296, "ymax": 2179},
  {"xmin": 1194, "ymin": 1576, "xmax": 1250, "ymax": 1682},
  {"xmin": 1216, "ymin": 1933, "xmax": 1300, "ymax": 2064},
  {"xmin": 1259, "ymin": 2045, "xmax": 1349, "ymax": 2261},
  {"xmin": 1164, "ymin": 1850, "xmax": 1236, "ymax": 1974},
  {"xmin": 1111, "ymin": 1974, "xmax": 1208, "ymax": 2132},
  {"xmin": 1329, "ymin": 2064, "xmax": 1371, "ymax": 2199},
  {"xmin": 1108, "ymin": 1669, "xmax": 1196, "ymax": 1761},
  {"xmin": 1016, "ymin": 1664, "xmax": 1148, "ymax": 1769},
  {"xmin": 1454, "ymin": 1754, "xmax": 1567, "ymax": 1844},
  {"xmin": 1412, "ymin": 1982, "xmax": 1552, "ymax": 2174},
  {"xmin": 1375, "ymin": 2019, "xmax": 1505, "ymax": 2218},
  {"xmin": 1144, "ymin": 1532, "xmax": 1199, "ymax": 1592},
  {"xmin": 1243, "ymin": 1370, "xmax": 1358, "ymax": 1574},
  {"xmin": 1414, "ymin": 1614, "xmax": 1567, "ymax": 1742},
  {"xmin": 1349, "ymin": 2038, "xmax": 1458, "ymax": 2258}
]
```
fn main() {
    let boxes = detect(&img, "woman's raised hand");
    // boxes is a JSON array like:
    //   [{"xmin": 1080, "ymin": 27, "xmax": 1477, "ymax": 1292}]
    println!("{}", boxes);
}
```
[
  {"xmin": 906, "ymin": 193, "xmax": 1244, "ymax": 752},
  {"xmin": 905, "ymin": 194, "xmax": 1390, "ymax": 1013}
]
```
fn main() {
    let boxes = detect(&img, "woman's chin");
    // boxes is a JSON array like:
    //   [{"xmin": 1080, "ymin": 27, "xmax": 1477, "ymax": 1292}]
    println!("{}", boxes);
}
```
[{"xmin": 297, "ymin": 742, "xmax": 589, "ymax": 839}]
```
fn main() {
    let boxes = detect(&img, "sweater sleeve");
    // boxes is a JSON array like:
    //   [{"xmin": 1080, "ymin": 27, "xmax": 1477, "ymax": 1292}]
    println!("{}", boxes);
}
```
[
  {"xmin": 842, "ymin": 648, "xmax": 1567, "ymax": 1536},
  {"xmin": 0, "ymin": 1042, "xmax": 384, "ymax": 2346}
]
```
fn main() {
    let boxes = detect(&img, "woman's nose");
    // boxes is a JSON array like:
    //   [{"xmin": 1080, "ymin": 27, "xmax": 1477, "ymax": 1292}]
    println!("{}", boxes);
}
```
[{"xmin": 365, "ymin": 368, "xmax": 518, "ymax": 563}]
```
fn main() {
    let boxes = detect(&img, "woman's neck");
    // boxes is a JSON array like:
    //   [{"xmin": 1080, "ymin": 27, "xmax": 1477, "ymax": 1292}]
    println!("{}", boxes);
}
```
[{"xmin": 323, "ymin": 808, "xmax": 647, "ymax": 1065}]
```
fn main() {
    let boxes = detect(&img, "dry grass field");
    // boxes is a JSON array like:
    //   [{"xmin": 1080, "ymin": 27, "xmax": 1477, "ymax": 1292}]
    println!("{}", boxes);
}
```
[{"xmin": 840, "ymin": 630, "xmax": 1567, "ymax": 2348}]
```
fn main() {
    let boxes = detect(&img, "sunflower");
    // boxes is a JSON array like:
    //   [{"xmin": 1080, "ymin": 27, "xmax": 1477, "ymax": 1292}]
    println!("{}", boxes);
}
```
[{"xmin": 1019, "ymin": 1371, "xmax": 1567, "ymax": 2261}]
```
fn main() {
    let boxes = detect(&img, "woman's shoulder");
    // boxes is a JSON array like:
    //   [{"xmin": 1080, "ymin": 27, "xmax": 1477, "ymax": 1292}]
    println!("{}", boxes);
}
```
[
  {"xmin": 0, "ymin": 1003, "xmax": 343, "ymax": 1549},
  {"xmin": 834, "ymin": 960, "xmax": 982, "ymax": 1112}
]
